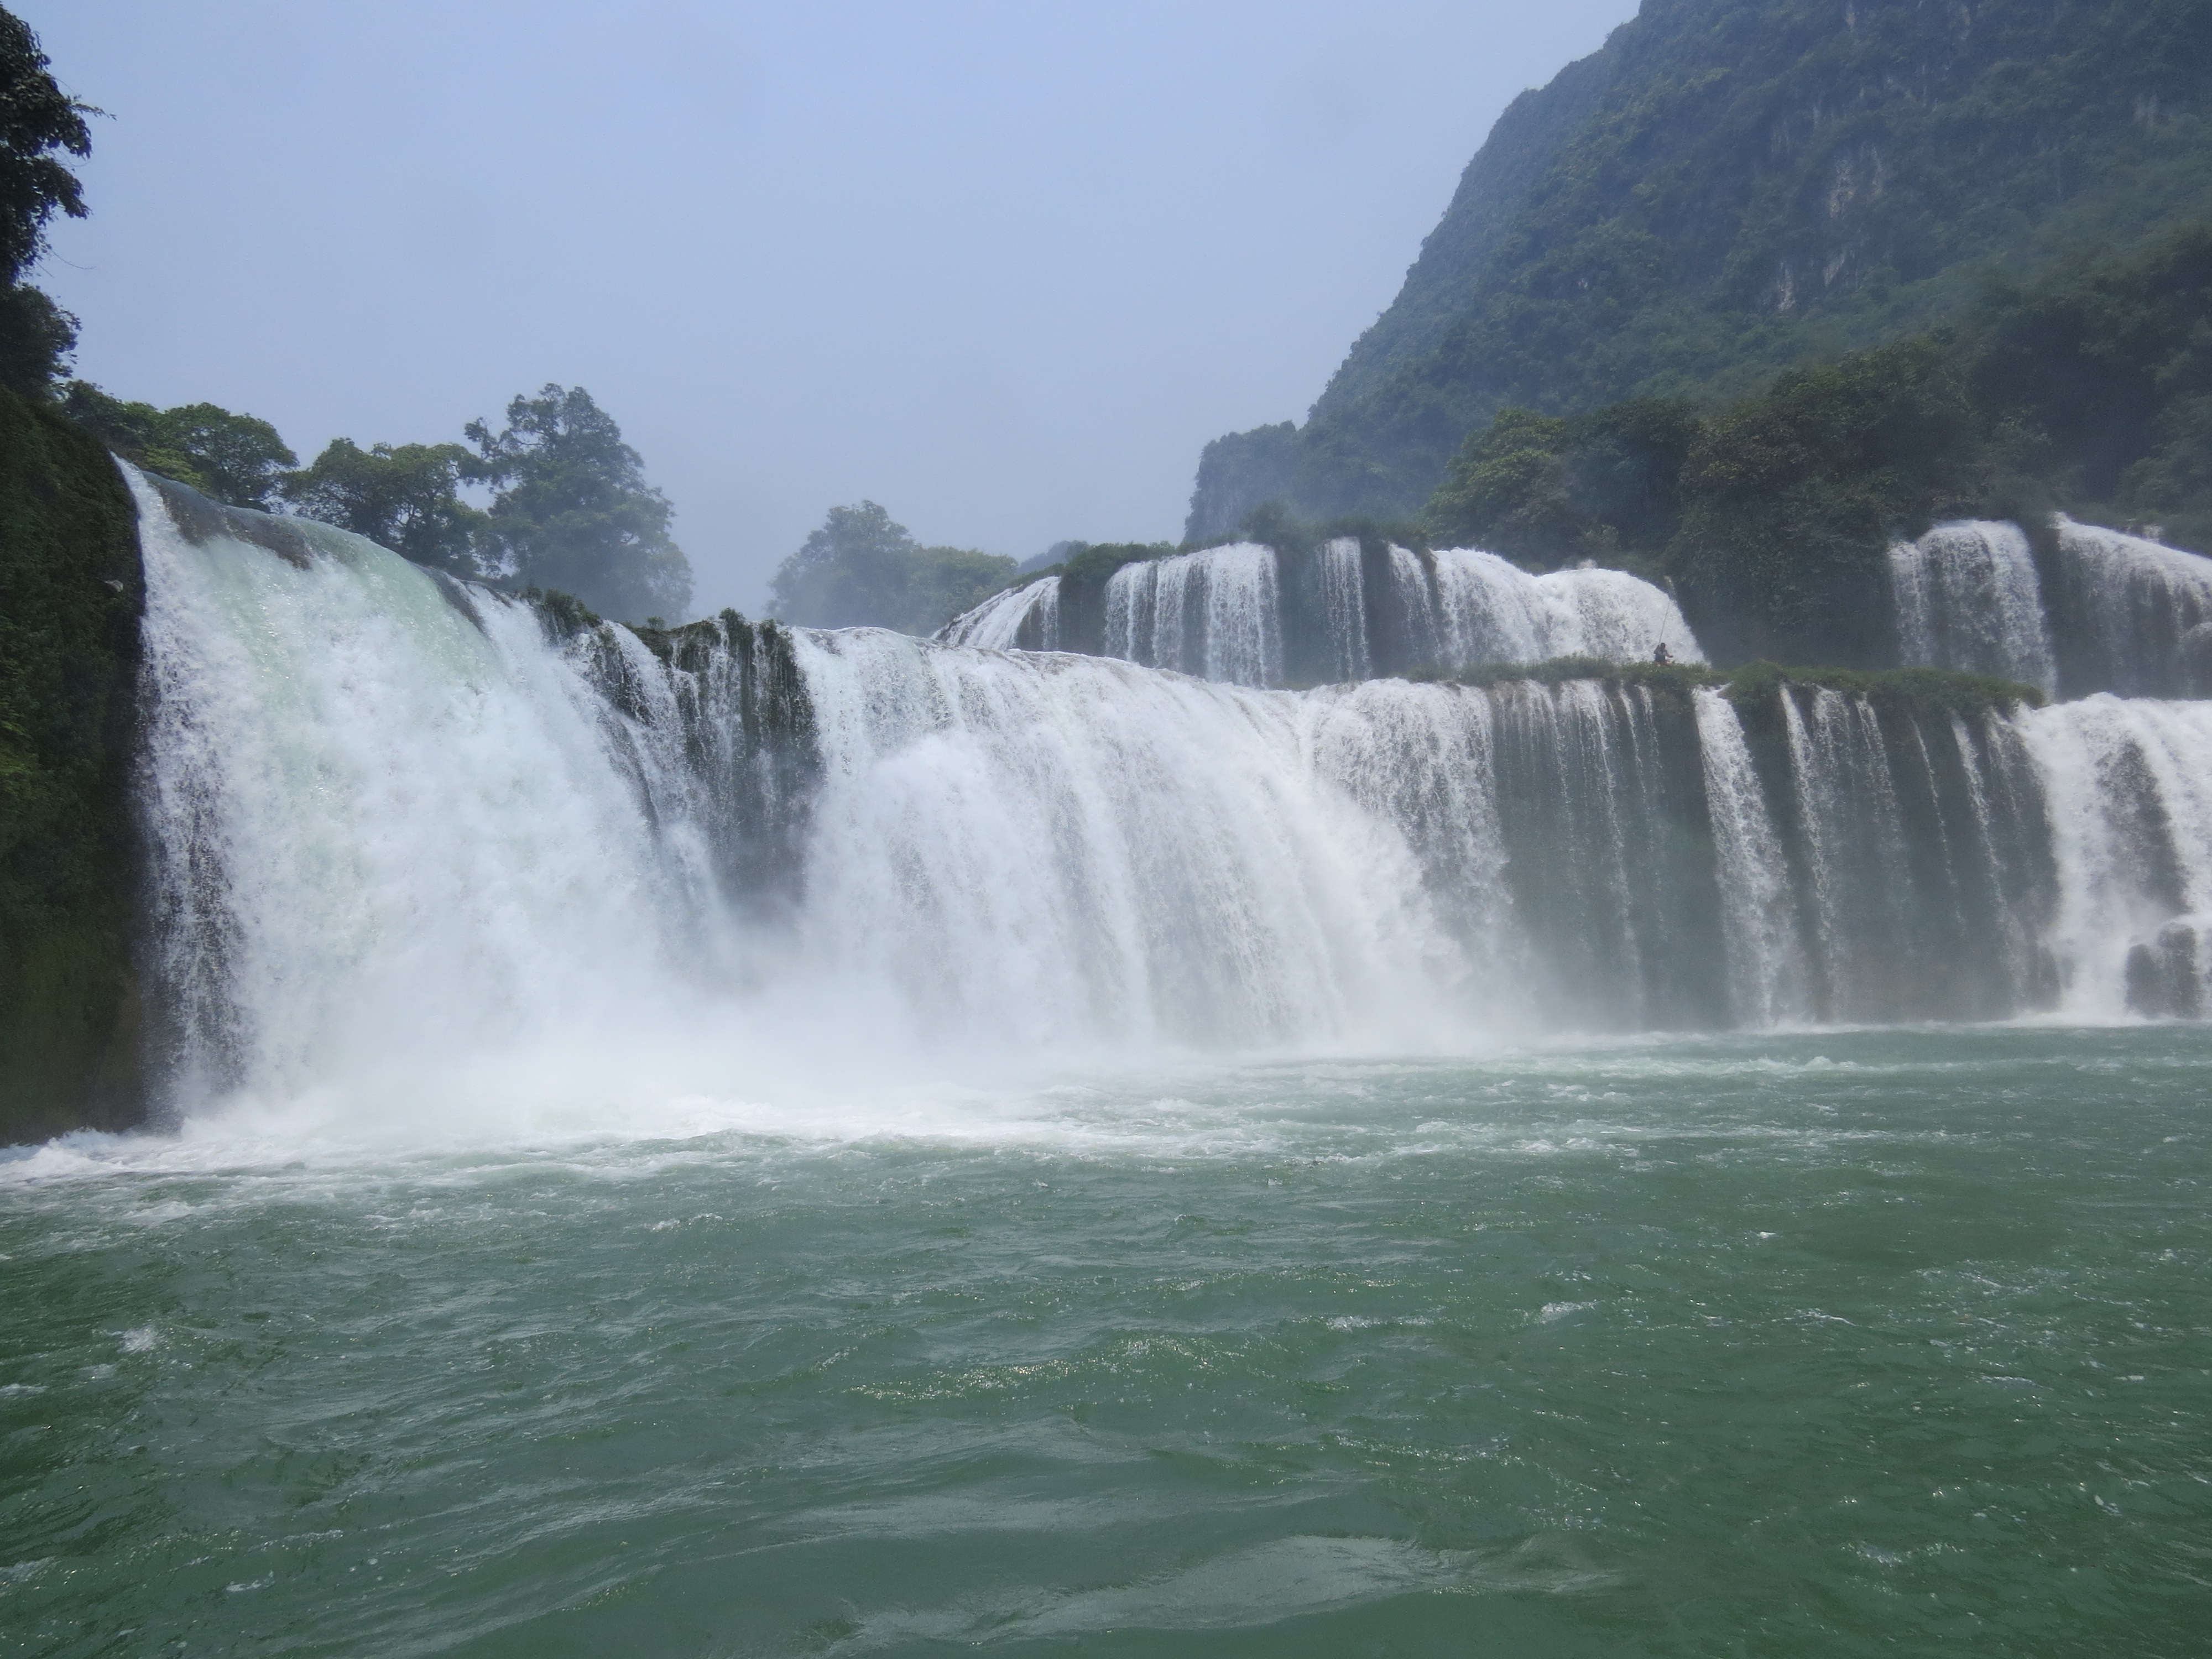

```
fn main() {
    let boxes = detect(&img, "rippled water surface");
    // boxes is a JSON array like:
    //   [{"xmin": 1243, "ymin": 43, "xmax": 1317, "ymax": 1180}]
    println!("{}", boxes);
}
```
[{"xmin": 3, "ymin": 1026, "xmax": 2208, "ymax": 1657}]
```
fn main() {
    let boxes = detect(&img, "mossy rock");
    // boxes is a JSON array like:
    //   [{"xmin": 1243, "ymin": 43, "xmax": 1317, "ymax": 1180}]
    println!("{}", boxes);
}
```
[{"xmin": 0, "ymin": 387, "xmax": 145, "ymax": 1144}]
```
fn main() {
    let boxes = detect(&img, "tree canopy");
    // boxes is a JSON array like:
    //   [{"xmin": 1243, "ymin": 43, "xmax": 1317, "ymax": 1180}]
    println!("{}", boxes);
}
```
[
  {"xmin": 60, "ymin": 382, "xmax": 297, "ymax": 509},
  {"xmin": 59, "ymin": 377, "xmax": 696, "ymax": 622},
  {"xmin": 769, "ymin": 502, "xmax": 1015, "ymax": 635},
  {"xmin": 0, "ymin": 7, "xmax": 93, "ymax": 396},
  {"xmin": 464, "ymin": 384, "xmax": 692, "ymax": 623},
  {"xmin": 280, "ymin": 438, "xmax": 483, "ymax": 573}
]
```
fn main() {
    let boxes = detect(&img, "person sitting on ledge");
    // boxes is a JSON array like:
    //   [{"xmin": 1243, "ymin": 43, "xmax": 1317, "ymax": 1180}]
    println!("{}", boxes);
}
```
[{"xmin": 1652, "ymin": 642, "xmax": 1673, "ymax": 666}]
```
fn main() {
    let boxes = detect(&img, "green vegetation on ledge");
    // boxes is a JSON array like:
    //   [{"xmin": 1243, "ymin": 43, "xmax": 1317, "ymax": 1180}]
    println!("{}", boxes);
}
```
[{"xmin": 1409, "ymin": 654, "xmax": 2043, "ymax": 717}]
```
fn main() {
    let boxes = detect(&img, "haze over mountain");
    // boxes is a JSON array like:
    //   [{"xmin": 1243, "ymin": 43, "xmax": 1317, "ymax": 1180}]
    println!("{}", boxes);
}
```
[{"xmin": 1189, "ymin": 0, "xmax": 2212, "ymax": 537}]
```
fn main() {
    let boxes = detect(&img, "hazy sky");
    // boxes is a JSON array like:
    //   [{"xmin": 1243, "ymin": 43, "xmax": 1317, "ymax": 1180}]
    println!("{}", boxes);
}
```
[{"xmin": 29, "ymin": 1, "xmax": 1639, "ymax": 612}]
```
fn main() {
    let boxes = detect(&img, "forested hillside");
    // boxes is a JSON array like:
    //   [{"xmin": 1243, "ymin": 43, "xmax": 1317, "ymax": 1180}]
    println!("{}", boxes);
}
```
[
  {"xmin": 1423, "ymin": 221, "xmax": 2212, "ymax": 661},
  {"xmin": 1188, "ymin": 0, "xmax": 2212, "ymax": 536}
]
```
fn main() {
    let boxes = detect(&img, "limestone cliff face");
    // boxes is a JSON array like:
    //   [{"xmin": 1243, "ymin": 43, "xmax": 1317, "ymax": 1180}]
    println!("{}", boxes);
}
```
[
  {"xmin": 0, "ymin": 390, "xmax": 146, "ymax": 1144},
  {"xmin": 1189, "ymin": 0, "xmax": 2212, "ymax": 535}
]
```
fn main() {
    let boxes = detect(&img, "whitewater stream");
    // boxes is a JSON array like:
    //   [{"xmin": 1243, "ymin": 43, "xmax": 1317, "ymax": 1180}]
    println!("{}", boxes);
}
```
[{"xmin": 2, "ymin": 477, "xmax": 2208, "ymax": 1656}]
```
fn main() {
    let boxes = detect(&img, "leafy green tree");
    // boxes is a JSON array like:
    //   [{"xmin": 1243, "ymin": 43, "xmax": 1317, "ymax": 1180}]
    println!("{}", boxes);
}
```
[
  {"xmin": 281, "ymin": 437, "xmax": 485, "ymax": 572},
  {"xmin": 1969, "ymin": 222, "xmax": 2212, "ymax": 546},
  {"xmin": 58, "ymin": 381, "xmax": 296, "ymax": 509},
  {"xmin": 154, "ymin": 403, "xmax": 298, "ymax": 509},
  {"xmin": 0, "ymin": 8, "xmax": 92, "ymax": 396},
  {"xmin": 465, "ymin": 384, "xmax": 691, "ymax": 622},
  {"xmin": 905, "ymin": 546, "xmax": 1023, "ymax": 633},
  {"xmin": 769, "ymin": 500, "xmax": 1015, "ymax": 634}
]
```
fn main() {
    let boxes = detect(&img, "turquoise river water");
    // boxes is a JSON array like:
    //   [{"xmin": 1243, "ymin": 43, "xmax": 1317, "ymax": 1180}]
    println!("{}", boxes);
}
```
[{"xmin": 2, "ymin": 1025, "xmax": 2206, "ymax": 1657}]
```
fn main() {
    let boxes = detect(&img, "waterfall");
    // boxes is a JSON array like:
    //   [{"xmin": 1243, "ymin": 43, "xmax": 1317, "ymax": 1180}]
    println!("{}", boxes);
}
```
[
  {"xmin": 1316, "ymin": 537, "xmax": 1373, "ymax": 681},
  {"xmin": 1100, "ymin": 544, "xmax": 1280, "ymax": 686},
  {"xmin": 1782, "ymin": 687, "xmax": 1917, "ymax": 1020},
  {"xmin": 1888, "ymin": 520, "xmax": 2057, "ymax": 692},
  {"xmin": 937, "ymin": 576, "xmax": 1059, "ymax": 651},
  {"xmin": 2048, "ymin": 519, "xmax": 2212, "ymax": 698},
  {"xmin": 785, "ymin": 628, "xmax": 1447, "ymax": 1051},
  {"xmin": 1693, "ymin": 687, "xmax": 1808, "ymax": 1025},
  {"xmin": 131, "ymin": 468, "xmax": 722, "ymax": 1119},
  {"xmin": 1428, "ymin": 548, "xmax": 1703, "ymax": 672},
  {"xmin": 126, "ymin": 477, "xmax": 2212, "ymax": 1122},
  {"xmin": 2015, "ymin": 695, "xmax": 2212, "ymax": 1019},
  {"xmin": 1887, "ymin": 517, "xmax": 2212, "ymax": 698},
  {"xmin": 941, "ymin": 541, "xmax": 1702, "ymax": 687}
]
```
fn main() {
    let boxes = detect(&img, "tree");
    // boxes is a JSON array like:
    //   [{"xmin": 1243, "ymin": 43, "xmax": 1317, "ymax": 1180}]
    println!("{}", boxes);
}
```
[
  {"xmin": 154, "ymin": 402, "xmax": 298, "ymax": 510},
  {"xmin": 1424, "ymin": 400, "xmax": 1700, "ymax": 567},
  {"xmin": 58, "ymin": 381, "xmax": 296, "ymax": 509},
  {"xmin": 281, "ymin": 437, "xmax": 485, "ymax": 572},
  {"xmin": 0, "ymin": 8, "xmax": 93, "ymax": 396},
  {"xmin": 465, "ymin": 384, "xmax": 691, "ymax": 622},
  {"xmin": 769, "ymin": 500, "xmax": 1014, "ymax": 634},
  {"xmin": 770, "ymin": 501, "xmax": 917, "ymax": 629}
]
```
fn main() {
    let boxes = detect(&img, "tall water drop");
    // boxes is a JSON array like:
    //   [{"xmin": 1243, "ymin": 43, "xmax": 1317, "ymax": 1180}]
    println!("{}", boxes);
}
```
[
  {"xmin": 1889, "ymin": 520, "xmax": 2056, "ymax": 692},
  {"xmin": 1693, "ymin": 686, "xmax": 1809, "ymax": 1025}
]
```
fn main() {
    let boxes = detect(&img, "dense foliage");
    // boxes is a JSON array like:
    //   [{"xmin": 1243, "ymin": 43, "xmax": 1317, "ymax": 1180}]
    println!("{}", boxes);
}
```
[
  {"xmin": 1972, "ymin": 222, "xmax": 2212, "ymax": 551},
  {"xmin": 60, "ymin": 382, "xmax": 298, "ymax": 510},
  {"xmin": 1423, "ymin": 399, "xmax": 1698, "ymax": 571},
  {"xmin": 769, "ymin": 501, "xmax": 1015, "ymax": 635},
  {"xmin": 0, "ymin": 8, "xmax": 91, "ymax": 398},
  {"xmin": 1188, "ymin": 0, "xmax": 2212, "ymax": 535}
]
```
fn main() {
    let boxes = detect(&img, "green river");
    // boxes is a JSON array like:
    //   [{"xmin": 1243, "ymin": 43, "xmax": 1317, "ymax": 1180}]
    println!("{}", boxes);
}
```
[{"xmin": 3, "ymin": 1026, "xmax": 2207, "ymax": 1657}]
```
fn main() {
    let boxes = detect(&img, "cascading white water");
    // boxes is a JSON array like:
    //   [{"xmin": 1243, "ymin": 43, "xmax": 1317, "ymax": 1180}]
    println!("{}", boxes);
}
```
[
  {"xmin": 131, "ymin": 468, "xmax": 721, "ymax": 1124},
  {"xmin": 1429, "ymin": 548, "xmax": 1702, "ymax": 669},
  {"xmin": 1316, "ymin": 537, "xmax": 1373, "ymax": 681},
  {"xmin": 1888, "ymin": 520, "xmax": 2057, "ymax": 692},
  {"xmin": 936, "ymin": 540, "xmax": 1701, "ymax": 686},
  {"xmin": 1102, "ymin": 544, "xmax": 1281, "ymax": 685},
  {"xmin": 2015, "ymin": 695, "xmax": 2212, "ymax": 1018},
  {"xmin": 130, "ymin": 474, "xmax": 2212, "ymax": 1126},
  {"xmin": 937, "ymin": 576, "xmax": 1058, "ymax": 650},
  {"xmin": 785, "ymin": 627, "xmax": 1448, "ymax": 1051},
  {"xmin": 1693, "ymin": 687, "xmax": 1808, "ymax": 1025},
  {"xmin": 1782, "ymin": 687, "xmax": 1919, "ymax": 1019},
  {"xmin": 2052, "ymin": 518, "xmax": 2212, "ymax": 697},
  {"xmin": 1886, "ymin": 515, "xmax": 2212, "ymax": 697}
]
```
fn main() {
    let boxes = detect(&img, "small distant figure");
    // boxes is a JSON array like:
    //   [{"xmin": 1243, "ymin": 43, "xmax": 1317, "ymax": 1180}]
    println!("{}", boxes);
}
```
[{"xmin": 1652, "ymin": 641, "xmax": 1673, "ymax": 666}]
